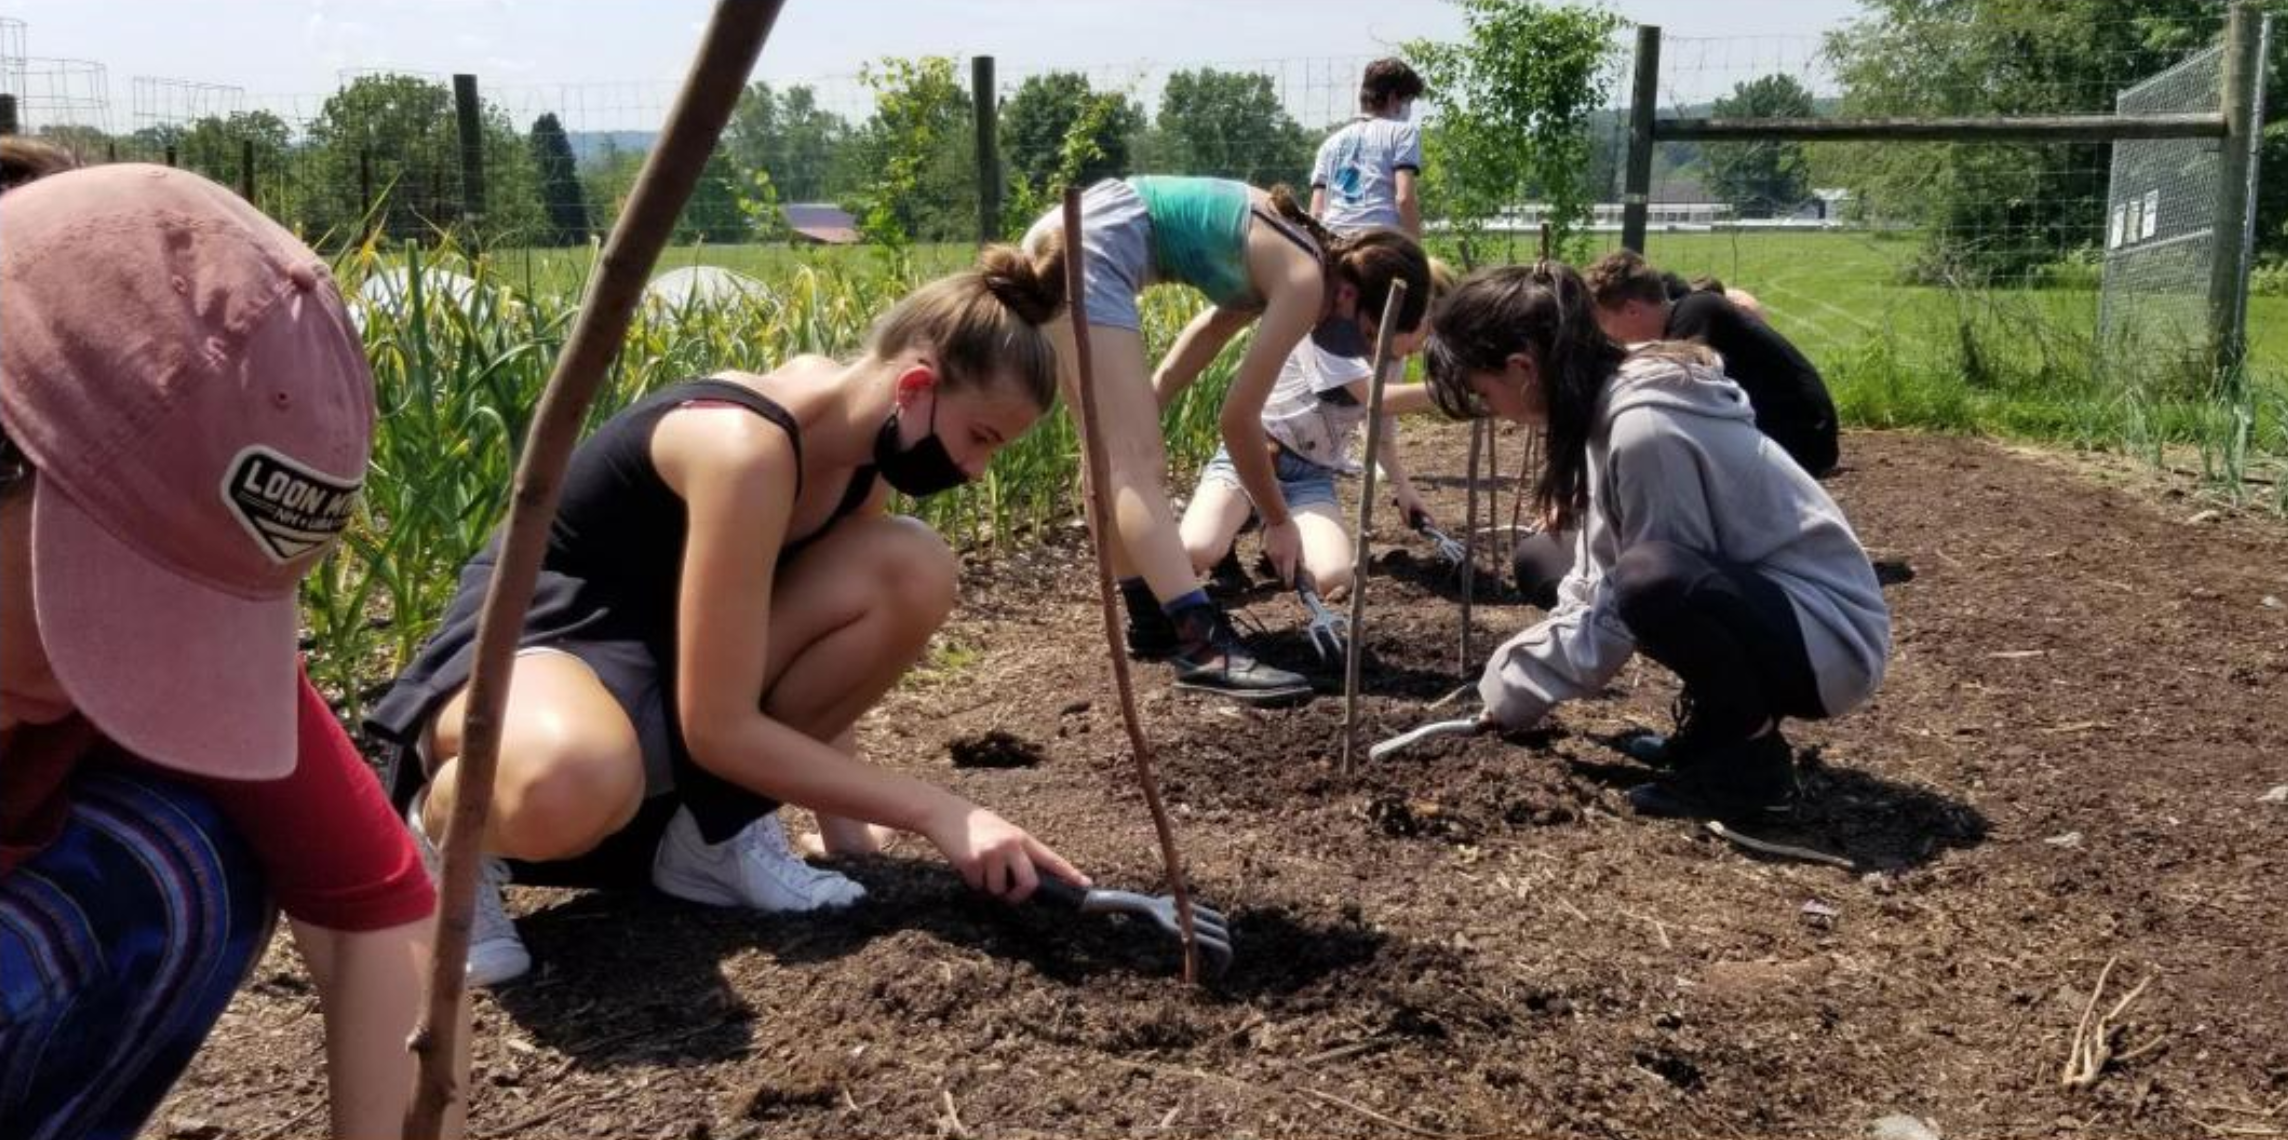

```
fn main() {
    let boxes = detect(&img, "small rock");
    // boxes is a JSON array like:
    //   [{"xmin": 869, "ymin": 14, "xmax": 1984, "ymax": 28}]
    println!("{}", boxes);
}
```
[
  {"xmin": 167, "ymin": 1118, "xmax": 222, "ymax": 1140},
  {"xmin": 2260, "ymin": 785, "xmax": 2288, "ymax": 804},
  {"xmin": 2264, "ymin": 595, "xmax": 2284, "ymax": 610},
  {"xmin": 1869, "ymin": 1114, "xmax": 1942, "ymax": 1140},
  {"xmin": 2044, "ymin": 831, "xmax": 2084, "ymax": 848},
  {"xmin": 2187, "ymin": 509, "xmax": 2221, "ymax": 525},
  {"xmin": 1800, "ymin": 899, "xmax": 1841, "ymax": 929}
]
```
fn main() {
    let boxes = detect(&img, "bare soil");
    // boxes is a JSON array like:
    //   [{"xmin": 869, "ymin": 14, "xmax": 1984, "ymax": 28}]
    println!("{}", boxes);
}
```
[{"xmin": 151, "ymin": 426, "xmax": 2288, "ymax": 1140}]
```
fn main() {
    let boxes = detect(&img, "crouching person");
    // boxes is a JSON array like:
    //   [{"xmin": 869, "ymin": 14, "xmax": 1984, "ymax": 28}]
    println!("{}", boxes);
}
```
[{"xmin": 1424, "ymin": 263, "xmax": 1890, "ymax": 819}]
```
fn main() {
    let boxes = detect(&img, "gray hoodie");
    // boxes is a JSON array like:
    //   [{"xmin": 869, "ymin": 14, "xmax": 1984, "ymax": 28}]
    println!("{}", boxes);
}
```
[{"xmin": 1479, "ymin": 351, "xmax": 1890, "ymax": 728}]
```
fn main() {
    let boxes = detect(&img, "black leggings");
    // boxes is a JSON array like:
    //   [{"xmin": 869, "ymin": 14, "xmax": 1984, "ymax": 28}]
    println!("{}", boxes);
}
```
[
  {"xmin": 1511, "ymin": 530, "xmax": 1577, "ymax": 610},
  {"xmin": 1609, "ymin": 541, "xmax": 1827, "ymax": 740}
]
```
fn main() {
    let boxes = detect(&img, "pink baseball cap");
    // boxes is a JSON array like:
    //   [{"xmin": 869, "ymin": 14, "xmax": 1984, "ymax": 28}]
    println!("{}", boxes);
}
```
[{"xmin": 0, "ymin": 164, "xmax": 375, "ymax": 780}]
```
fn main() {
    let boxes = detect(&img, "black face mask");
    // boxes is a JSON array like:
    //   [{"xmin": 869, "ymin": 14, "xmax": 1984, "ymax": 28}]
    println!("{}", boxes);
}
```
[
  {"xmin": 1310, "ymin": 312, "xmax": 1372, "ymax": 358},
  {"xmin": 873, "ymin": 390, "xmax": 969, "ymax": 498}
]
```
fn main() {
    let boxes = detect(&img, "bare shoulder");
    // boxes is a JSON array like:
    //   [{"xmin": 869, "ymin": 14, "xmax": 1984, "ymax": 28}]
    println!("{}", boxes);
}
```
[{"xmin": 652, "ymin": 394, "xmax": 798, "ymax": 493}]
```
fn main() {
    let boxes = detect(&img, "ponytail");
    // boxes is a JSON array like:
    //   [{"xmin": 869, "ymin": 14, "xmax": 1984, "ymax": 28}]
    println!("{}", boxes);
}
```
[
  {"xmin": 1423, "ymin": 262, "xmax": 1627, "ymax": 532},
  {"xmin": 869, "ymin": 240, "xmax": 1067, "ymax": 410}
]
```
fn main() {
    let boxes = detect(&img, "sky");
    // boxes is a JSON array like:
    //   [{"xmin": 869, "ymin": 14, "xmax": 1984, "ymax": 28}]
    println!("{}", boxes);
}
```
[{"xmin": 2, "ymin": 1, "xmax": 1868, "ymax": 131}]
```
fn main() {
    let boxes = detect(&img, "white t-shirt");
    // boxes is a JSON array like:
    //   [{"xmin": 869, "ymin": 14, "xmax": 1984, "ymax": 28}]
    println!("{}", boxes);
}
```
[
  {"xmin": 1263, "ymin": 340, "xmax": 1376, "ymax": 471},
  {"xmin": 1311, "ymin": 116, "xmax": 1423, "ymax": 235}
]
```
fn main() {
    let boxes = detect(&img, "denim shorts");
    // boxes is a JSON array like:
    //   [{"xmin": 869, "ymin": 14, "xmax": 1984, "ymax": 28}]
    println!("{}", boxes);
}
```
[
  {"xmin": 1198, "ymin": 444, "xmax": 1340, "ymax": 512},
  {"xmin": 1024, "ymin": 178, "xmax": 1152, "ymax": 332}
]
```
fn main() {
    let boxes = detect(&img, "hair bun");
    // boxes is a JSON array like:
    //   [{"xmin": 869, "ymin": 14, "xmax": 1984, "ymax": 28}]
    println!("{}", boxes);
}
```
[{"xmin": 978, "ymin": 242, "xmax": 1066, "ymax": 326}]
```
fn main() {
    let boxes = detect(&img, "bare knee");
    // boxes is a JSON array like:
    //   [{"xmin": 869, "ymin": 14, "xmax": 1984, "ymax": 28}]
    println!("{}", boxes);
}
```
[
  {"xmin": 872, "ymin": 516, "xmax": 958, "ymax": 627},
  {"xmin": 1183, "ymin": 531, "xmax": 1228, "ymax": 577},
  {"xmin": 492, "ymin": 726, "xmax": 644, "ymax": 861}
]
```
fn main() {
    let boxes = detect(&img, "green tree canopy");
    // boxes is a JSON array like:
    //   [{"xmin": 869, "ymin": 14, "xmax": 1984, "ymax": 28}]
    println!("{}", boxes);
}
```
[
  {"xmin": 1146, "ymin": 69, "xmax": 1314, "ymax": 188},
  {"xmin": 1405, "ymin": 0, "xmax": 1622, "ymax": 264},
  {"xmin": 724, "ymin": 81, "xmax": 852, "ymax": 203},
  {"xmin": 1822, "ymin": 0, "xmax": 2282, "ymax": 278},
  {"xmin": 300, "ymin": 73, "xmax": 542, "ymax": 249},
  {"xmin": 842, "ymin": 56, "xmax": 978, "ymax": 246},
  {"xmin": 528, "ymin": 112, "xmax": 590, "ymax": 246},
  {"xmin": 1705, "ymin": 74, "xmax": 1816, "ymax": 216},
  {"xmin": 1002, "ymin": 71, "xmax": 1143, "ymax": 193}
]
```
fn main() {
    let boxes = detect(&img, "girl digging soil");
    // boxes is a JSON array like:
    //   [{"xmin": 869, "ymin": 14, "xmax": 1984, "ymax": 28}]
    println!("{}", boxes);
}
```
[
  {"xmin": 367, "ymin": 245, "xmax": 1090, "ymax": 987},
  {"xmin": 1023, "ymin": 176, "xmax": 1431, "ymax": 704},
  {"xmin": 1425, "ymin": 263, "xmax": 1890, "ymax": 820},
  {"xmin": 1178, "ymin": 259, "xmax": 1455, "ymax": 618}
]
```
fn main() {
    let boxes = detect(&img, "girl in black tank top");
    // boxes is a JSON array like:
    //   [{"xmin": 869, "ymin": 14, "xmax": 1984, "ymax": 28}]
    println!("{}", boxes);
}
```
[{"xmin": 367, "ymin": 247, "xmax": 1095, "ymax": 985}]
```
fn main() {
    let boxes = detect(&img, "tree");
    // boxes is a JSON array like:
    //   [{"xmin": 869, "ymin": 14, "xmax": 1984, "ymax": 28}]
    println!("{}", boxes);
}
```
[
  {"xmin": 299, "ymin": 73, "xmax": 543, "ymax": 250},
  {"xmin": 679, "ymin": 149, "xmax": 750, "ymax": 244},
  {"xmin": 1148, "ymin": 69, "xmax": 1314, "ymax": 187},
  {"xmin": 1705, "ymin": 75, "xmax": 1815, "ymax": 216},
  {"xmin": 529, "ymin": 112, "xmax": 590, "ymax": 245},
  {"xmin": 579, "ymin": 136, "xmax": 646, "ymax": 235},
  {"xmin": 167, "ymin": 111, "xmax": 300, "ymax": 226},
  {"xmin": 724, "ymin": 81, "xmax": 852, "ymax": 203},
  {"xmin": 842, "ymin": 56, "xmax": 977, "ymax": 247},
  {"xmin": 475, "ymin": 105, "xmax": 546, "ymax": 249},
  {"xmin": 302, "ymin": 74, "xmax": 459, "ymax": 245},
  {"xmin": 1405, "ymin": 0, "xmax": 1623, "ymax": 265},
  {"xmin": 1822, "ymin": 0, "xmax": 2282, "ymax": 279},
  {"xmin": 32, "ymin": 124, "xmax": 114, "ymax": 165},
  {"xmin": 1002, "ymin": 72, "xmax": 1143, "ymax": 193}
]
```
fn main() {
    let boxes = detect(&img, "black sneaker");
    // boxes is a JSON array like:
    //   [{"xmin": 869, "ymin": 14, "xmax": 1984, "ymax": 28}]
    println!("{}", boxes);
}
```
[
  {"xmin": 1122, "ymin": 581, "xmax": 1179, "ymax": 661},
  {"xmin": 1626, "ymin": 729, "xmax": 1798, "ymax": 820},
  {"xmin": 1167, "ymin": 604, "xmax": 1313, "ymax": 706},
  {"xmin": 1617, "ymin": 693, "xmax": 1713, "ymax": 771}
]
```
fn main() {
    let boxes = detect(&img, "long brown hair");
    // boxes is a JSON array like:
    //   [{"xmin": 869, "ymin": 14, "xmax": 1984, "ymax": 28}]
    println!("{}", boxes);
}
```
[
  {"xmin": 1424, "ymin": 262, "xmax": 1628, "ymax": 532},
  {"xmin": 868, "ymin": 241, "xmax": 1066, "ymax": 409},
  {"xmin": 1266, "ymin": 186, "xmax": 1431, "ymax": 336}
]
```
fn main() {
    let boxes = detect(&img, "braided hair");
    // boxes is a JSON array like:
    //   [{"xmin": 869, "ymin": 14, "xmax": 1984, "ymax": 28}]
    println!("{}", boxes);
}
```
[{"xmin": 1423, "ymin": 261, "xmax": 1628, "ymax": 532}]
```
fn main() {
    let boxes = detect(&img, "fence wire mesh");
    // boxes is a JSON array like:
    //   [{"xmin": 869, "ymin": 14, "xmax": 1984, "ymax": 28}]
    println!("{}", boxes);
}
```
[{"xmin": 2099, "ymin": 45, "xmax": 2232, "ymax": 403}]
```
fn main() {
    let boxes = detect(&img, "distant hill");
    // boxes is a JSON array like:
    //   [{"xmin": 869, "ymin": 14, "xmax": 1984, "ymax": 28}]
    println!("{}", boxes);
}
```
[{"xmin": 566, "ymin": 130, "xmax": 658, "ymax": 165}]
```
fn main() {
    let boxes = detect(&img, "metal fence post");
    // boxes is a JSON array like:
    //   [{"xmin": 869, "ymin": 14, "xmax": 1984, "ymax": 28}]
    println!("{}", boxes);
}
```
[
  {"xmin": 973, "ymin": 55, "xmax": 1000, "ymax": 246},
  {"xmin": 0, "ymin": 94, "xmax": 17, "ymax": 136},
  {"xmin": 239, "ymin": 137, "xmax": 256, "ymax": 202},
  {"xmin": 453, "ymin": 73, "xmax": 487, "ymax": 251},
  {"xmin": 1621, "ymin": 24, "xmax": 1661, "ymax": 254}
]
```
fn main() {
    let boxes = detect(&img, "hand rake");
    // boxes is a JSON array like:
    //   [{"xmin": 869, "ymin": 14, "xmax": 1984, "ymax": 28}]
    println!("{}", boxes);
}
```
[
  {"xmin": 1034, "ymin": 875, "xmax": 1234, "ymax": 978},
  {"xmin": 1297, "ymin": 580, "xmax": 1350, "ymax": 663},
  {"xmin": 1409, "ymin": 511, "xmax": 1469, "ymax": 569}
]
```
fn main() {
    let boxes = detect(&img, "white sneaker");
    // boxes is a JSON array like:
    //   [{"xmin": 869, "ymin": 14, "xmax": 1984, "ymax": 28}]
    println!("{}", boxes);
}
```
[
  {"xmin": 650, "ymin": 808, "xmax": 868, "ymax": 912},
  {"xmin": 407, "ymin": 793, "xmax": 532, "ymax": 987}
]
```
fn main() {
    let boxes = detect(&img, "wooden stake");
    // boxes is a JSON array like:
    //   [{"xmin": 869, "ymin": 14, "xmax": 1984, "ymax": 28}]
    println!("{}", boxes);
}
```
[
  {"xmin": 1458, "ymin": 418, "xmax": 1483, "ymax": 678},
  {"xmin": 1339, "ymin": 280, "xmax": 1412, "ymax": 773},
  {"xmin": 402, "ymin": 4, "xmax": 786, "ymax": 1136},
  {"xmin": 1059, "ymin": 188, "xmax": 1203, "ymax": 984}
]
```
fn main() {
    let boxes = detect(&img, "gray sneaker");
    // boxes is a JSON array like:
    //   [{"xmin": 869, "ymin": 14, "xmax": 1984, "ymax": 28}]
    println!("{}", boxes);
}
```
[{"xmin": 407, "ymin": 793, "xmax": 531, "ymax": 987}]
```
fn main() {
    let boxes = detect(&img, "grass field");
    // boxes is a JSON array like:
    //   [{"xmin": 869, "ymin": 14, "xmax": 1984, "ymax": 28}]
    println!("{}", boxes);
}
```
[
  {"xmin": 485, "ymin": 229, "xmax": 2287, "ymax": 477},
  {"xmin": 494, "ymin": 229, "xmax": 2288, "ymax": 373}
]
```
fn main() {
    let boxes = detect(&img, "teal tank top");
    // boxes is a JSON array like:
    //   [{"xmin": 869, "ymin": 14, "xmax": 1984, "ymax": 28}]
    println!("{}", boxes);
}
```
[{"xmin": 1127, "ymin": 176, "xmax": 1258, "ymax": 309}]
